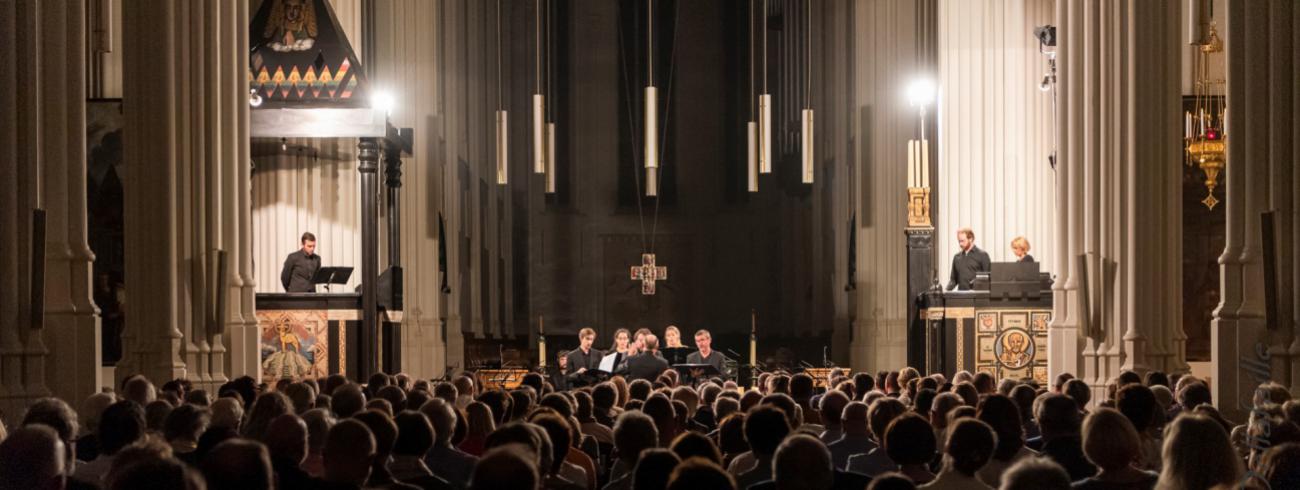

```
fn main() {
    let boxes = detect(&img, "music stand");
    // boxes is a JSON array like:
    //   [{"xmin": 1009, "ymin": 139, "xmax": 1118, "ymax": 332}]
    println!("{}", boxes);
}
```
[
  {"xmin": 311, "ymin": 266, "xmax": 354, "ymax": 292},
  {"xmin": 672, "ymin": 363, "xmax": 722, "ymax": 386},
  {"xmin": 661, "ymin": 347, "xmax": 694, "ymax": 366}
]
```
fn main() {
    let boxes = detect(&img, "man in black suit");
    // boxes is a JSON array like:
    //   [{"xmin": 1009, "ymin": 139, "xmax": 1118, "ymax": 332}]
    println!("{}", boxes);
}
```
[
  {"xmin": 280, "ymin": 232, "xmax": 321, "ymax": 293},
  {"xmin": 947, "ymin": 227, "xmax": 991, "ymax": 291},
  {"xmin": 626, "ymin": 334, "xmax": 669, "ymax": 382},
  {"xmin": 564, "ymin": 328, "xmax": 603, "ymax": 387}
]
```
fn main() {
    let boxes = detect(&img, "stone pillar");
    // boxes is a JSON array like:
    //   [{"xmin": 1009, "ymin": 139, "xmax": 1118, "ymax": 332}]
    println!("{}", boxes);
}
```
[
  {"xmin": 120, "ymin": 0, "xmax": 253, "ymax": 388},
  {"xmin": 0, "ymin": 0, "xmax": 101, "ymax": 421},
  {"xmin": 1054, "ymin": 0, "xmax": 1184, "ymax": 400},
  {"xmin": 1214, "ymin": 0, "xmax": 1299, "ymax": 420}
]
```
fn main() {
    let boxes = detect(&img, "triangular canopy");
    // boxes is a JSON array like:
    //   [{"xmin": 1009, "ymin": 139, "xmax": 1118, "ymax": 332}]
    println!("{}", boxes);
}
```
[{"xmin": 249, "ymin": 0, "xmax": 386, "ymax": 137}]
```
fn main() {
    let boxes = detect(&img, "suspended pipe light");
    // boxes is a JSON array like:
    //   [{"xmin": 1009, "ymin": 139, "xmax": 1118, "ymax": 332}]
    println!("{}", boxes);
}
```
[
  {"xmin": 545, "ymin": 0, "xmax": 557, "ymax": 194},
  {"xmin": 495, "ymin": 0, "xmax": 508, "ymax": 185},
  {"xmin": 532, "ymin": 0, "xmax": 545, "ymax": 174},
  {"xmin": 800, "ymin": 0, "xmax": 814, "ymax": 184},
  {"xmin": 747, "ymin": 0, "xmax": 758, "ymax": 192},
  {"xmin": 758, "ymin": 0, "xmax": 771, "ymax": 174},
  {"xmin": 644, "ymin": 0, "xmax": 658, "ymax": 198}
]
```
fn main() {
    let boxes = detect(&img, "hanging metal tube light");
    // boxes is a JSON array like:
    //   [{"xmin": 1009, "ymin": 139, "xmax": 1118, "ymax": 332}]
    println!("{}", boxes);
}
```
[
  {"xmin": 645, "ymin": 87, "xmax": 658, "ymax": 169},
  {"xmin": 748, "ymin": 121, "xmax": 759, "ymax": 192},
  {"xmin": 545, "ymin": 122, "xmax": 557, "ymax": 193},
  {"xmin": 532, "ymin": 0, "xmax": 545, "ymax": 174},
  {"xmin": 496, "ymin": 110, "xmax": 508, "ymax": 185},
  {"xmin": 800, "ymin": 0, "xmax": 813, "ymax": 184},
  {"xmin": 759, "ymin": 94, "xmax": 771, "ymax": 173}
]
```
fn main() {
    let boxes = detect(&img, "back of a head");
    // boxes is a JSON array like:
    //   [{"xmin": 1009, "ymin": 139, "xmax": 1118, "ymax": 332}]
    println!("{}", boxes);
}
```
[
  {"xmin": 100, "ymin": 400, "xmax": 146, "ymax": 456},
  {"xmin": 21, "ymin": 397, "xmax": 79, "ymax": 443},
  {"xmin": 323, "ymin": 419, "xmax": 377, "ymax": 485},
  {"xmin": 669, "ymin": 431, "xmax": 721, "ymax": 465},
  {"xmin": 945, "ymin": 418, "xmax": 996, "ymax": 476},
  {"xmin": 376, "ymin": 385, "xmax": 408, "ymax": 412},
  {"xmin": 790, "ymin": 374, "xmax": 815, "ymax": 401},
  {"xmin": 1115, "ymin": 384, "xmax": 1157, "ymax": 433},
  {"xmin": 643, "ymin": 394, "xmax": 677, "ymax": 438},
  {"xmin": 394, "ymin": 410, "xmax": 435, "ymax": 457},
  {"xmin": 352, "ymin": 410, "xmax": 399, "ymax": 458},
  {"xmin": 263, "ymin": 413, "xmax": 308, "ymax": 464},
  {"xmin": 420, "ymin": 398, "xmax": 458, "ymax": 446},
  {"xmin": 0, "ymin": 425, "xmax": 65, "ymax": 490},
  {"xmin": 667, "ymin": 457, "xmax": 736, "ymax": 490},
  {"xmin": 1035, "ymin": 393, "xmax": 1081, "ymax": 437},
  {"xmin": 865, "ymin": 472, "xmax": 916, "ymax": 490},
  {"xmin": 972, "ymin": 372, "xmax": 996, "ymax": 394},
  {"xmin": 977, "ymin": 394, "xmax": 1024, "ymax": 461},
  {"xmin": 819, "ymin": 390, "xmax": 850, "ymax": 427},
  {"xmin": 80, "ymin": 392, "xmax": 117, "ymax": 435},
  {"xmin": 744, "ymin": 405, "xmax": 791, "ymax": 458},
  {"xmin": 210, "ymin": 397, "xmax": 244, "ymax": 431},
  {"xmin": 885, "ymin": 413, "xmax": 936, "ymax": 466},
  {"xmin": 1177, "ymin": 381, "xmax": 1212, "ymax": 410},
  {"xmin": 283, "ymin": 382, "xmax": 317, "ymax": 414},
  {"xmin": 853, "ymin": 372, "xmax": 876, "ymax": 396},
  {"xmin": 760, "ymin": 393, "xmax": 800, "ymax": 428},
  {"xmin": 528, "ymin": 413, "xmax": 572, "ymax": 474},
  {"xmin": 301, "ymin": 408, "xmax": 336, "ymax": 454},
  {"xmin": 485, "ymin": 422, "xmax": 543, "ymax": 463},
  {"xmin": 1064, "ymin": 379, "xmax": 1091, "ymax": 409},
  {"xmin": 1259, "ymin": 442, "xmax": 1300, "ymax": 490},
  {"xmin": 773, "ymin": 434, "xmax": 833, "ymax": 490},
  {"xmin": 539, "ymin": 392, "xmax": 575, "ymax": 419},
  {"xmin": 124, "ymin": 376, "xmax": 158, "ymax": 406},
  {"xmin": 1009, "ymin": 385, "xmax": 1037, "ymax": 421},
  {"xmin": 240, "ymin": 391, "xmax": 290, "ymax": 440},
  {"xmin": 1159, "ymin": 413, "xmax": 1241, "ymax": 490},
  {"xmin": 332, "ymin": 383, "xmax": 367, "ymax": 418},
  {"xmin": 868, "ymin": 398, "xmax": 907, "ymax": 443},
  {"xmin": 145, "ymin": 400, "xmax": 174, "ymax": 433},
  {"xmin": 201, "ymin": 438, "xmax": 273, "ymax": 490},
  {"xmin": 110, "ymin": 457, "xmax": 204, "ymax": 490},
  {"xmin": 633, "ymin": 448, "xmax": 681, "ymax": 490},
  {"xmin": 999, "ymin": 457, "xmax": 1071, "ymax": 490},
  {"xmin": 471, "ymin": 444, "xmax": 539, "ymax": 490},
  {"xmin": 1081, "ymin": 408, "xmax": 1139, "ymax": 473},
  {"xmin": 163, "ymin": 404, "xmax": 211, "ymax": 444},
  {"xmin": 614, "ymin": 411, "xmax": 659, "ymax": 463}
]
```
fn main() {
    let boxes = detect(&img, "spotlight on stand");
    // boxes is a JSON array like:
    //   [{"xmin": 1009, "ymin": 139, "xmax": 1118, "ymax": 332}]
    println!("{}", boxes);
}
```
[
  {"xmin": 905, "ymin": 79, "xmax": 937, "ymax": 110},
  {"xmin": 1034, "ymin": 25, "xmax": 1057, "ymax": 55},
  {"xmin": 249, "ymin": 88, "xmax": 264, "ymax": 107}
]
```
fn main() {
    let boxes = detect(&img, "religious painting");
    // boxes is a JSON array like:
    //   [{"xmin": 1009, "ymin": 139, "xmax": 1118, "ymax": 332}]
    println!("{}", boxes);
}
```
[
  {"xmin": 977, "ymin": 313, "xmax": 997, "ymax": 333},
  {"xmin": 994, "ymin": 328, "xmax": 1034, "ymax": 370},
  {"xmin": 263, "ymin": 0, "xmax": 318, "ymax": 52},
  {"xmin": 258, "ymin": 310, "xmax": 330, "ymax": 379},
  {"xmin": 1031, "ymin": 312, "xmax": 1050, "ymax": 332}
]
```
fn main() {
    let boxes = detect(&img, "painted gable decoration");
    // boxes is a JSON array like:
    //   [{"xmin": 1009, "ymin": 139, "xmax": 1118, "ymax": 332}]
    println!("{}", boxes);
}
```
[{"xmin": 250, "ymin": 0, "xmax": 369, "ymax": 108}]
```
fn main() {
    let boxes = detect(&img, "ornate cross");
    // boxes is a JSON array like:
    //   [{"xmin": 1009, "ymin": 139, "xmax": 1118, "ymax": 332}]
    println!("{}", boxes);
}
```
[{"xmin": 629, "ymin": 253, "xmax": 668, "ymax": 295}]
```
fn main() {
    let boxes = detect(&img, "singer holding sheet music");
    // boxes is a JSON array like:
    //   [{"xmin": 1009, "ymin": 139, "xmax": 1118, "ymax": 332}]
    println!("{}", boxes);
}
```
[
  {"xmin": 565, "ymin": 328, "xmax": 603, "ymax": 377},
  {"xmin": 281, "ymin": 232, "xmax": 321, "ymax": 293},
  {"xmin": 685, "ymin": 329, "xmax": 726, "ymax": 373}
]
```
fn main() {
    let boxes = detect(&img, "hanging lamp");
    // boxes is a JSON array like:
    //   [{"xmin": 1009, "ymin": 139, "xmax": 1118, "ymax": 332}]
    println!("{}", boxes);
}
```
[
  {"xmin": 532, "ymin": 0, "xmax": 545, "ymax": 174},
  {"xmin": 758, "ymin": 0, "xmax": 771, "ymax": 174},
  {"xmin": 801, "ymin": 0, "xmax": 814, "ymax": 184},
  {"xmin": 545, "ymin": 0, "xmax": 557, "ymax": 194},
  {"xmin": 495, "ymin": 0, "xmax": 508, "ymax": 185},
  {"xmin": 747, "ymin": 0, "xmax": 758, "ymax": 192},
  {"xmin": 644, "ymin": 0, "xmax": 658, "ymax": 197}
]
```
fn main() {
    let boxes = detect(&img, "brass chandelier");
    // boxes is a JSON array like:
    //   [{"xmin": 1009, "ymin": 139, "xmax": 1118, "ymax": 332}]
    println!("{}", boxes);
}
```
[{"xmin": 1185, "ymin": 20, "xmax": 1225, "ymax": 210}]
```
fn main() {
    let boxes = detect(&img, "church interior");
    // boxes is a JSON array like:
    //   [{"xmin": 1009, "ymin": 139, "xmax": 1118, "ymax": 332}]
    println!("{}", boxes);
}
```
[{"xmin": 2, "ymin": 0, "xmax": 1300, "ymax": 487}]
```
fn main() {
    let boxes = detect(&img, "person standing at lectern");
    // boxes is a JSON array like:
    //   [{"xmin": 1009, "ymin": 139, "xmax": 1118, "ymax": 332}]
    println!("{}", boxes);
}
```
[
  {"xmin": 281, "ymin": 232, "xmax": 321, "ymax": 293},
  {"xmin": 685, "ymin": 329, "xmax": 726, "ymax": 374},
  {"xmin": 947, "ymin": 227, "xmax": 991, "ymax": 291},
  {"xmin": 1011, "ymin": 236, "xmax": 1035, "ymax": 263}
]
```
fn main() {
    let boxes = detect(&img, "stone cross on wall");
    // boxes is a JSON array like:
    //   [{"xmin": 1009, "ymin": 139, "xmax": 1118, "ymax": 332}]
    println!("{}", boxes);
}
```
[{"xmin": 629, "ymin": 253, "xmax": 668, "ymax": 295}]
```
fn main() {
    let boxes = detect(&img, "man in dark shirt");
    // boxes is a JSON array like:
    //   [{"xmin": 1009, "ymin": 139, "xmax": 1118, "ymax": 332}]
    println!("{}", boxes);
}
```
[
  {"xmin": 281, "ymin": 232, "xmax": 321, "ymax": 293},
  {"xmin": 626, "ymin": 334, "xmax": 669, "ymax": 382},
  {"xmin": 565, "ymin": 328, "xmax": 603, "ymax": 387},
  {"xmin": 947, "ymin": 227, "xmax": 991, "ymax": 290},
  {"xmin": 685, "ymin": 329, "xmax": 727, "ymax": 377}
]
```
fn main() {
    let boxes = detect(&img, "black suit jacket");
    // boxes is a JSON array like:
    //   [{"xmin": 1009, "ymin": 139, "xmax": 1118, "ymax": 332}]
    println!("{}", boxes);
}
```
[
  {"xmin": 281, "ymin": 250, "xmax": 321, "ymax": 292},
  {"xmin": 947, "ymin": 246, "xmax": 991, "ymax": 290},
  {"xmin": 625, "ymin": 352, "xmax": 669, "ymax": 382}
]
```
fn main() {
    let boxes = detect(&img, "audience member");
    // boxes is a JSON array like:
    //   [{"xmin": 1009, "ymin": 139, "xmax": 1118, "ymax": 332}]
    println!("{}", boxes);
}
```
[
  {"xmin": 846, "ymin": 397, "xmax": 906, "ymax": 477},
  {"xmin": 471, "ymin": 445, "xmax": 539, "ymax": 490},
  {"xmin": 73, "ymin": 400, "xmax": 145, "ymax": 486},
  {"xmin": 1031, "ymin": 394, "xmax": 1095, "ymax": 480},
  {"xmin": 999, "ymin": 457, "xmax": 1070, "ymax": 490},
  {"xmin": 975, "ymin": 395, "xmax": 1032, "ymax": 488},
  {"xmin": 422, "ymin": 398, "xmax": 480, "ymax": 488},
  {"xmin": 921, "ymin": 418, "xmax": 995, "ymax": 490},
  {"xmin": 1073, "ymin": 408, "xmax": 1157, "ymax": 490},
  {"xmin": 200, "ymin": 439, "xmax": 274, "ymax": 490},
  {"xmin": 827, "ymin": 401, "xmax": 875, "ymax": 470},
  {"xmin": 667, "ymin": 457, "xmax": 735, "ymax": 490},
  {"xmin": 884, "ymin": 413, "xmax": 937, "ymax": 484},
  {"xmin": 0, "ymin": 425, "xmax": 67, "ymax": 490},
  {"xmin": 735, "ymin": 405, "xmax": 791, "ymax": 489},
  {"xmin": 1156, "ymin": 414, "xmax": 1240, "ymax": 490},
  {"xmin": 630, "ymin": 449, "xmax": 680, "ymax": 490}
]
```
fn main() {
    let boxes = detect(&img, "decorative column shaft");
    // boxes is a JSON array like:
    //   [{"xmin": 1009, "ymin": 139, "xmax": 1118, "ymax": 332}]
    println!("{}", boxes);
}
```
[{"xmin": 358, "ymin": 138, "xmax": 381, "ymax": 380}]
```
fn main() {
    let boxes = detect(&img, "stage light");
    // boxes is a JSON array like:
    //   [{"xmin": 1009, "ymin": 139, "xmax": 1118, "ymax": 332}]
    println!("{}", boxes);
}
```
[
  {"xmin": 371, "ymin": 91, "xmax": 396, "ymax": 116},
  {"xmin": 905, "ymin": 79, "xmax": 937, "ymax": 109},
  {"xmin": 249, "ymin": 88, "xmax": 263, "ymax": 107},
  {"xmin": 1039, "ymin": 74, "xmax": 1053, "ymax": 92}
]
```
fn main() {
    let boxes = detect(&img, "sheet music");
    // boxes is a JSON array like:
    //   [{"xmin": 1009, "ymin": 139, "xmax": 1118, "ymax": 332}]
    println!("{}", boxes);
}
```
[{"xmin": 598, "ymin": 352, "xmax": 619, "ymax": 373}]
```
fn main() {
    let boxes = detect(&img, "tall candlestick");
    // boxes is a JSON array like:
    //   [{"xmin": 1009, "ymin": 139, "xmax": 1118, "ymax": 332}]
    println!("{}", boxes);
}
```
[{"xmin": 537, "ymin": 315, "xmax": 546, "ymax": 367}]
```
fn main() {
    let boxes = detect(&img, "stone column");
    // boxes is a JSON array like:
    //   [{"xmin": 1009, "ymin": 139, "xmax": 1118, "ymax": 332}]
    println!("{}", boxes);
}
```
[
  {"xmin": 120, "ymin": 0, "xmax": 253, "ymax": 388},
  {"xmin": 1055, "ymin": 0, "xmax": 1184, "ymax": 400},
  {"xmin": 0, "ymin": 0, "xmax": 102, "ymax": 420},
  {"xmin": 1214, "ymin": 0, "xmax": 1299, "ymax": 419}
]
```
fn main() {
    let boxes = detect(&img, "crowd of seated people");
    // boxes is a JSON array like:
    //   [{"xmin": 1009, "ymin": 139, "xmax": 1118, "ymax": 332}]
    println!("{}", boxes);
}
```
[{"xmin": 0, "ymin": 365, "xmax": 1298, "ymax": 490}]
